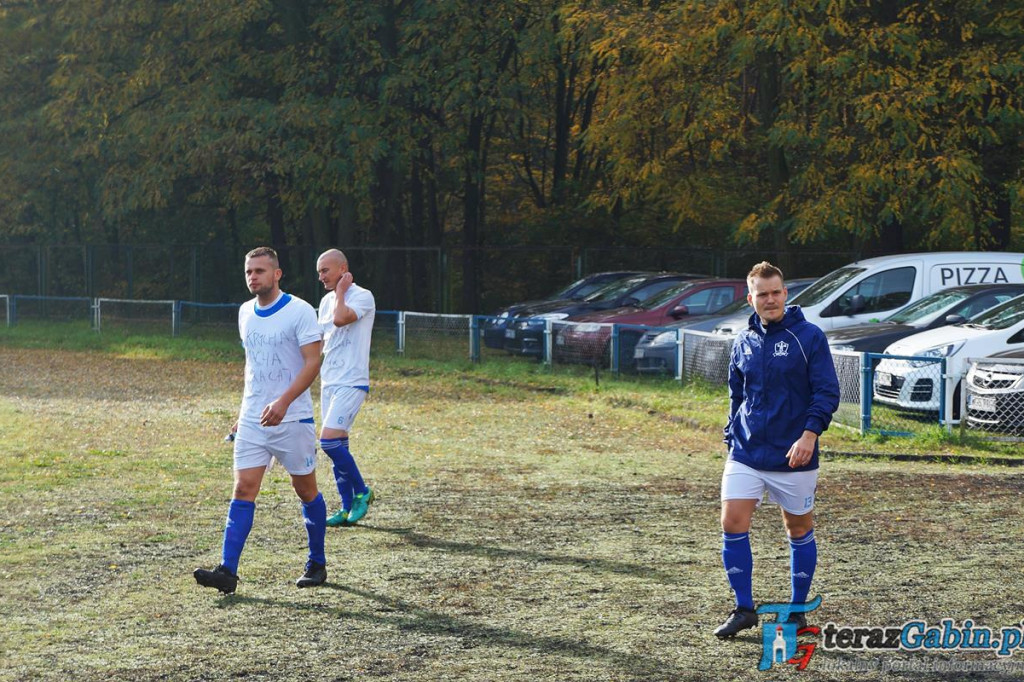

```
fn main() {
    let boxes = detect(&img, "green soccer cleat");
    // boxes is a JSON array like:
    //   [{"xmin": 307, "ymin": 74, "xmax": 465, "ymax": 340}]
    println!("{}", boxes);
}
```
[
  {"xmin": 347, "ymin": 487, "xmax": 374, "ymax": 524},
  {"xmin": 325, "ymin": 509, "xmax": 350, "ymax": 527}
]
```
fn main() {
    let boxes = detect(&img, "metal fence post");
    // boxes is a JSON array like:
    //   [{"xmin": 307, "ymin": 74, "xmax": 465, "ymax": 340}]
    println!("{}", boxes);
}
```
[
  {"xmin": 860, "ymin": 352, "xmax": 872, "ymax": 435},
  {"xmin": 611, "ymin": 325, "xmax": 619, "ymax": 373},
  {"xmin": 470, "ymin": 316, "xmax": 480, "ymax": 362},
  {"xmin": 675, "ymin": 330, "xmax": 684, "ymax": 383},
  {"xmin": 544, "ymin": 319, "xmax": 553, "ymax": 365},
  {"xmin": 172, "ymin": 301, "xmax": 181, "ymax": 337},
  {"xmin": 397, "ymin": 311, "xmax": 406, "ymax": 355},
  {"xmin": 938, "ymin": 358, "xmax": 947, "ymax": 429}
]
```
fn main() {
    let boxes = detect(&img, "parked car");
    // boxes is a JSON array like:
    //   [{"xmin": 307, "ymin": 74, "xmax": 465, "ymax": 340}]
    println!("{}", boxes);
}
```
[
  {"xmin": 791, "ymin": 252, "xmax": 1024, "ymax": 330},
  {"xmin": 827, "ymin": 284, "xmax": 1024, "ymax": 353},
  {"xmin": 634, "ymin": 278, "xmax": 817, "ymax": 375},
  {"xmin": 964, "ymin": 349, "xmax": 1024, "ymax": 433},
  {"xmin": 504, "ymin": 272, "xmax": 707, "ymax": 357},
  {"xmin": 873, "ymin": 293, "xmax": 1024, "ymax": 418},
  {"xmin": 553, "ymin": 279, "xmax": 746, "ymax": 364},
  {"xmin": 482, "ymin": 271, "xmax": 641, "ymax": 349}
]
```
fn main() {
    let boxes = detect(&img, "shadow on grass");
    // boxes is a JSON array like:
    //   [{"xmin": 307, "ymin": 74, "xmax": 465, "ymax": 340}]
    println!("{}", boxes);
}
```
[
  {"xmin": 363, "ymin": 525, "xmax": 690, "ymax": 584},
  {"xmin": 218, "ymin": 584, "xmax": 685, "ymax": 679}
]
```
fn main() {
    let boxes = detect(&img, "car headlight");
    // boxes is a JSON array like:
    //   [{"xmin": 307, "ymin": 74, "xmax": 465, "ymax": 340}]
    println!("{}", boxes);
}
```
[
  {"xmin": 652, "ymin": 331, "xmax": 678, "ymax": 345},
  {"xmin": 908, "ymin": 341, "xmax": 965, "ymax": 367}
]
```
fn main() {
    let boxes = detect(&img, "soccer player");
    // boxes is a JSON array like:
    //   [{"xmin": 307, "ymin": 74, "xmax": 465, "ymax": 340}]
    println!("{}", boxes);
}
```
[
  {"xmin": 714, "ymin": 261, "xmax": 840, "ymax": 638},
  {"xmin": 315, "ymin": 249, "xmax": 376, "ymax": 527},
  {"xmin": 194, "ymin": 247, "xmax": 328, "ymax": 594}
]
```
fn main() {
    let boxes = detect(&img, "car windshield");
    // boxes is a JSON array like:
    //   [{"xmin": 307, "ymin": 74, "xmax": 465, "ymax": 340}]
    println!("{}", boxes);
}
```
[
  {"xmin": 584, "ymin": 275, "xmax": 653, "ymax": 302},
  {"xmin": 965, "ymin": 294, "xmax": 1024, "ymax": 330},
  {"xmin": 551, "ymin": 276, "xmax": 588, "ymax": 299},
  {"xmin": 885, "ymin": 289, "xmax": 973, "ymax": 324},
  {"xmin": 790, "ymin": 267, "xmax": 866, "ymax": 306},
  {"xmin": 640, "ymin": 282, "xmax": 696, "ymax": 310},
  {"xmin": 714, "ymin": 297, "xmax": 751, "ymax": 315}
]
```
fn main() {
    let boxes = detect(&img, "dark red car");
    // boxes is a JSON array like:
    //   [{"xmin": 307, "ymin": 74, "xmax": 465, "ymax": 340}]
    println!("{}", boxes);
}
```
[{"xmin": 553, "ymin": 279, "xmax": 746, "ymax": 364}]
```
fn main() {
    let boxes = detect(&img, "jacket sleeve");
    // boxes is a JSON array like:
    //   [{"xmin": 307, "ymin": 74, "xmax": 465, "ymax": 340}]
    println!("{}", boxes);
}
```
[
  {"xmin": 803, "ymin": 328, "xmax": 841, "ymax": 435},
  {"xmin": 723, "ymin": 337, "xmax": 744, "ymax": 445}
]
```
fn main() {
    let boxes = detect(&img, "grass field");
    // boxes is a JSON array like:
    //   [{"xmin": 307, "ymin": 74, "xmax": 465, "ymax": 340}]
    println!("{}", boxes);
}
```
[{"xmin": 2, "ymin": 330, "xmax": 1024, "ymax": 680}]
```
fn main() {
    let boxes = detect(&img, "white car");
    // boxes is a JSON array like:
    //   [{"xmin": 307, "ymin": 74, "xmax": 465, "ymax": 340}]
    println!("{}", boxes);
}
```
[{"xmin": 873, "ymin": 293, "xmax": 1024, "ymax": 416}]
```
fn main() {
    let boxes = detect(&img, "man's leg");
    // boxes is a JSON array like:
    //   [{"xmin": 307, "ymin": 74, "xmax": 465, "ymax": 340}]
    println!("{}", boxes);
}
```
[
  {"xmin": 292, "ymin": 471, "xmax": 328, "ymax": 587},
  {"xmin": 783, "ymin": 509, "xmax": 815, "ymax": 624},
  {"xmin": 715, "ymin": 460, "xmax": 764, "ymax": 638},
  {"xmin": 721, "ymin": 499, "xmax": 758, "ymax": 610},
  {"xmin": 320, "ymin": 426, "xmax": 370, "ymax": 524},
  {"xmin": 195, "ymin": 466, "xmax": 265, "ymax": 593}
]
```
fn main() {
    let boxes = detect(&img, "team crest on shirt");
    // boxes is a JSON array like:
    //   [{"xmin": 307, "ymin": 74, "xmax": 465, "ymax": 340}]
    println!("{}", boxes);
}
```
[{"xmin": 773, "ymin": 340, "xmax": 789, "ymax": 357}]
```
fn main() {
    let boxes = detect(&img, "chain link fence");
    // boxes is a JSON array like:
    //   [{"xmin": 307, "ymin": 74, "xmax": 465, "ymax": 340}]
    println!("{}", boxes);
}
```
[
  {"xmin": 173, "ymin": 302, "xmax": 240, "ymax": 340},
  {"xmin": 93, "ymin": 298, "xmax": 176, "ymax": 335},
  {"xmin": 2, "ymin": 243, "xmax": 861, "ymax": 314},
  {"xmin": 9, "ymin": 294, "xmax": 1018, "ymax": 442},
  {"xmin": 399, "ymin": 312, "xmax": 472, "ymax": 363},
  {"xmin": 681, "ymin": 331, "xmax": 733, "ymax": 386},
  {"xmin": 831, "ymin": 350, "xmax": 864, "ymax": 431},
  {"xmin": 550, "ymin": 320, "xmax": 613, "ymax": 369},
  {"xmin": 8, "ymin": 295, "xmax": 93, "ymax": 326},
  {"xmin": 963, "ymin": 357, "xmax": 1024, "ymax": 440}
]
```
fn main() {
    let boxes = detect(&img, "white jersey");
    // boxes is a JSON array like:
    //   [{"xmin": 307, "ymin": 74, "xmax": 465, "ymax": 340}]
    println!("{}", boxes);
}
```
[
  {"xmin": 318, "ymin": 284, "xmax": 375, "ymax": 388},
  {"xmin": 237, "ymin": 292, "xmax": 322, "ymax": 424}
]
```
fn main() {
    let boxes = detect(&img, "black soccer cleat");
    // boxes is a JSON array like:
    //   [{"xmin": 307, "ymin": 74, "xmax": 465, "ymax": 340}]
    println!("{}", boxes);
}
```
[
  {"xmin": 295, "ymin": 560, "xmax": 327, "ymax": 588},
  {"xmin": 786, "ymin": 611, "xmax": 807, "ymax": 630},
  {"xmin": 194, "ymin": 564, "xmax": 239, "ymax": 594},
  {"xmin": 714, "ymin": 607, "xmax": 758, "ymax": 638}
]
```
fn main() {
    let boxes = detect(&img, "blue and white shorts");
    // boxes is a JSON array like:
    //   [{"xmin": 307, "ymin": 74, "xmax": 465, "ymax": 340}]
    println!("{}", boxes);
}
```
[
  {"xmin": 720, "ymin": 459, "xmax": 818, "ymax": 515},
  {"xmin": 233, "ymin": 419, "xmax": 318, "ymax": 475},
  {"xmin": 320, "ymin": 386, "xmax": 367, "ymax": 433}
]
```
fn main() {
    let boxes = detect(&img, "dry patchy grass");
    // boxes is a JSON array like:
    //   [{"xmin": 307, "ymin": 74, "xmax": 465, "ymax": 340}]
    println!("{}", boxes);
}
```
[{"xmin": 1, "ymin": 347, "xmax": 1023, "ymax": 681}]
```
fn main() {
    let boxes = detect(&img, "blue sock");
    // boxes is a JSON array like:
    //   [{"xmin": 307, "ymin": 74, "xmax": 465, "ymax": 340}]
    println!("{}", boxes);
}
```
[
  {"xmin": 301, "ymin": 493, "xmax": 327, "ymax": 566},
  {"xmin": 221, "ymin": 499, "xmax": 256, "ymax": 574},
  {"xmin": 320, "ymin": 437, "xmax": 367, "ymax": 510},
  {"xmin": 789, "ymin": 529, "xmax": 817, "ymax": 606},
  {"xmin": 722, "ymin": 531, "xmax": 754, "ymax": 610}
]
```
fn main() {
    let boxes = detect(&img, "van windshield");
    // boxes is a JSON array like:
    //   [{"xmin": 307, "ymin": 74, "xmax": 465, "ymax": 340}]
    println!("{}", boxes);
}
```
[{"xmin": 790, "ymin": 267, "xmax": 866, "ymax": 306}]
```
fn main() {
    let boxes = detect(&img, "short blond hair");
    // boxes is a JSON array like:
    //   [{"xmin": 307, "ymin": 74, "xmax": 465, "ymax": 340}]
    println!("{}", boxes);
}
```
[
  {"xmin": 747, "ymin": 261, "xmax": 784, "ymax": 288},
  {"xmin": 245, "ymin": 246, "xmax": 279, "ymax": 267}
]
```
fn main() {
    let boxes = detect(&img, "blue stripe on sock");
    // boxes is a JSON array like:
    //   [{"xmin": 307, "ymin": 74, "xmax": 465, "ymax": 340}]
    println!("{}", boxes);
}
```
[
  {"xmin": 301, "ymin": 493, "xmax": 327, "ymax": 566},
  {"xmin": 722, "ymin": 531, "xmax": 754, "ymax": 610},
  {"xmin": 789, "ymin": 529, "xmax": 817, "ymax": 606},
  {"xmin": 320, "ymin": 437, "xmax": 361, "ymax": 510},
  {"xmin": 221, "ymin": 499, "xmax": 256, "ymax": 574}
]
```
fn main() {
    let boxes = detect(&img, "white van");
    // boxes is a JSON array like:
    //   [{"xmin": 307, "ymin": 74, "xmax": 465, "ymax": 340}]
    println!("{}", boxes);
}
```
[{"xmin": 790, "ymin": 252, "xmax": 1024, "ymax": 331}]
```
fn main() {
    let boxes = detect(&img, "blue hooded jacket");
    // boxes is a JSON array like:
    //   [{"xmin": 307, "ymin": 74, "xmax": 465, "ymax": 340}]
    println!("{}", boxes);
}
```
[{"xmin": 724, "ymin": 305, "xmax": 840, "ymax": 472}]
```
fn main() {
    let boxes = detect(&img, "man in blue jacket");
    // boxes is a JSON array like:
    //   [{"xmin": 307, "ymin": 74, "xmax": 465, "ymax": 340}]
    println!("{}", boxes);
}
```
[{"xmin": 714, "ymin": 261, "xmax": 840, "ymax": 638}]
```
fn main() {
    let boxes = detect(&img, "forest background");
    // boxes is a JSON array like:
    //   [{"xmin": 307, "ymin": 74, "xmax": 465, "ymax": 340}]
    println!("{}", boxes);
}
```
[{"xmin": 2, "ymin": 0, "xmax": 1024, "ymax": 312}]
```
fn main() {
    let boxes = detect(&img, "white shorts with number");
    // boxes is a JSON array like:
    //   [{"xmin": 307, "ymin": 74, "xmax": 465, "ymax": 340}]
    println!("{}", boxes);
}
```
[
  {"xmin": 320, "ymin": 386, "xmax": 367, "ymax": 433},
  {"xmin": 720, "ymin": 459, "xmax": 818, "ymax": 515},
  {"xmin": 233, "ymin": 419, "xmax": 318, "ymax": 475}
]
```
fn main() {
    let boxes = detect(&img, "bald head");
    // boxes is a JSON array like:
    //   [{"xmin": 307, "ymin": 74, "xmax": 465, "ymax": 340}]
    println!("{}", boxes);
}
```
[
  {"xmin": 317, "ymin": 249, "xmax": 348, "ymax": 268},
  {"xmin": 317, "ymin": 248, "xmax": 350, "ymax": 291}
]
